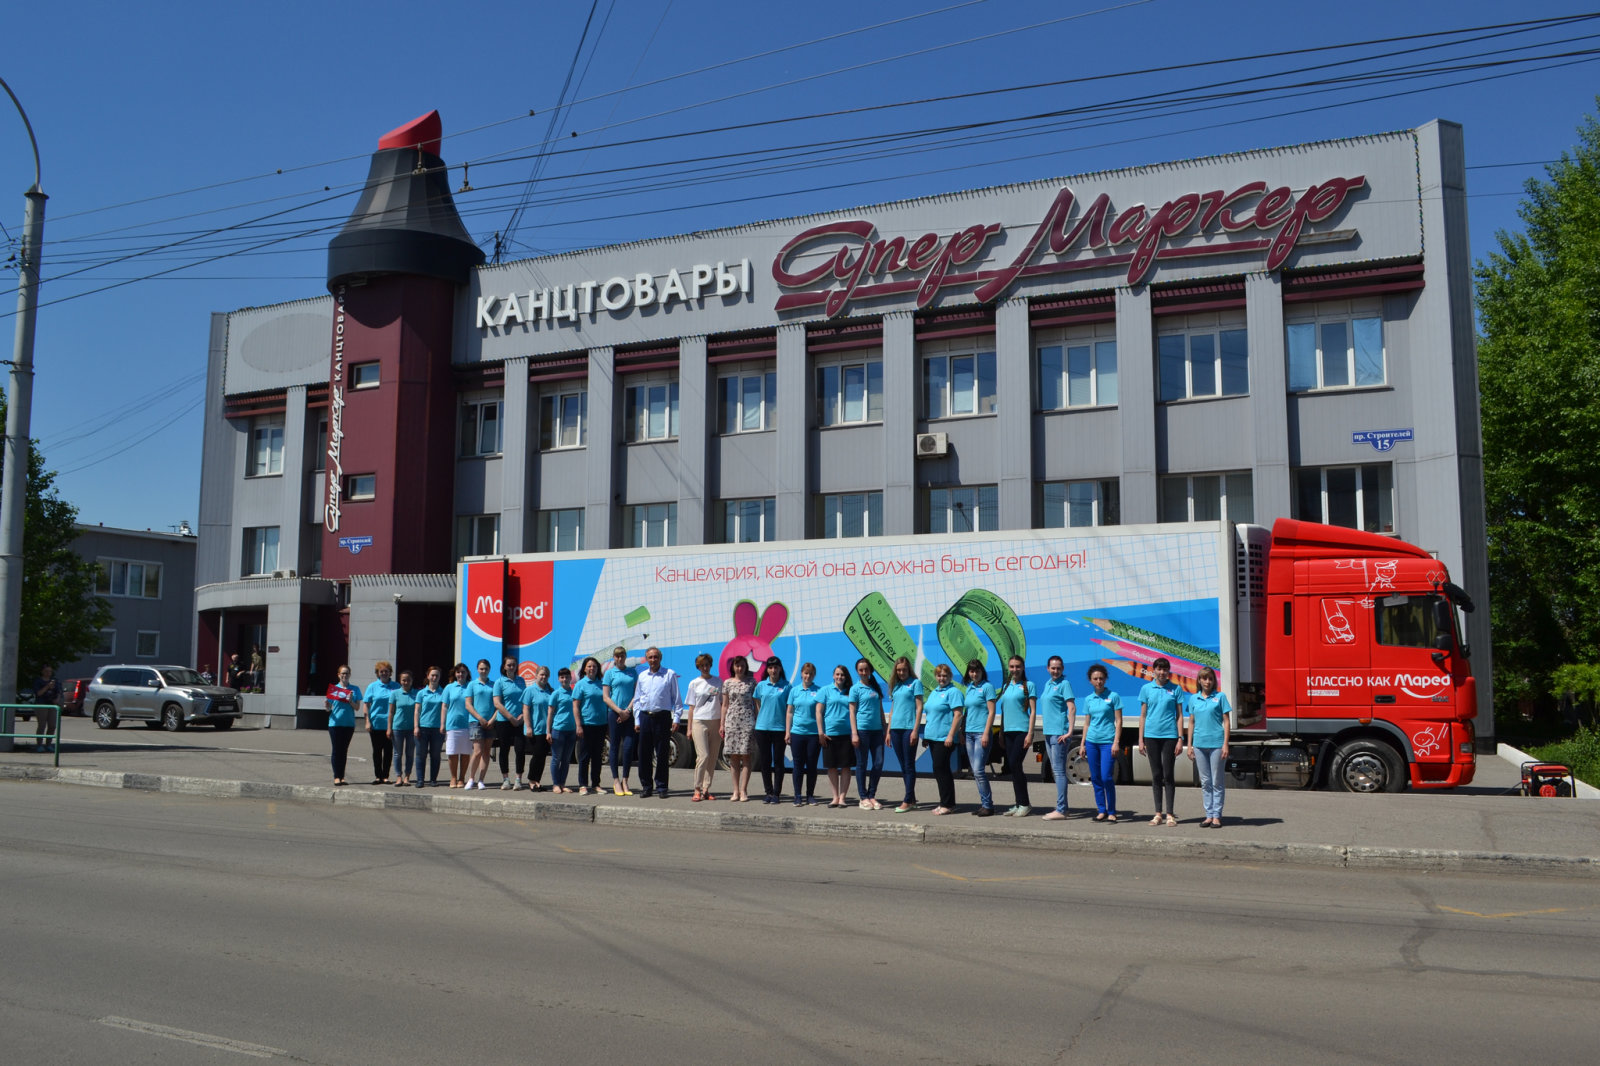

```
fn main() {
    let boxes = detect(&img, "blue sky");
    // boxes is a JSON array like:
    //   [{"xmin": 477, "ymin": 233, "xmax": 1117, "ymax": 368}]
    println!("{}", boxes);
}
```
[{"xmin": 2, "ymin": 0, "xmax": 1596, "ymax": 534}]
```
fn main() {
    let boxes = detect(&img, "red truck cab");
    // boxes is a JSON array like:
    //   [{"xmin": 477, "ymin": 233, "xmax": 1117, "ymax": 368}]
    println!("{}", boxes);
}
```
[{"xmin": 1261, "ymin": 519, "xmax": 1476, "ymax": 791}]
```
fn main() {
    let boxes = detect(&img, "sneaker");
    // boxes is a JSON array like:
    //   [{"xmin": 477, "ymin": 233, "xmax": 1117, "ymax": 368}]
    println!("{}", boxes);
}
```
[
  {"xmin": 500, "ymin": 779, "xmax": 514, "ymax": 791},
  {"xmin": 1042, "ymin": 811, "xmax": 1067, "ymax": 821},
  {"xmin": 1015, "ymin": 805, "xmax": 1032, "ymax": 817}
]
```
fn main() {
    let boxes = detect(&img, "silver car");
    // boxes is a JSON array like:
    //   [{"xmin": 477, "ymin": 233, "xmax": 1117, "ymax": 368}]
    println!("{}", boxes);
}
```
[{"xmin": 88, "ymin": 665, "xmax": 242, "ymax": 732}]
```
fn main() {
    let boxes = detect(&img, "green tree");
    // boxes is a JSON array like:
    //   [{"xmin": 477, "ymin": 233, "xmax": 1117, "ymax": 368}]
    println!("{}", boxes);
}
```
[
  {"xmin": 1475, "ymin": 104, "xmax": 1600, "ymax": 718},
  {"xmin": 0, "ymin": 394, "xmax": 111, "ymax": 687}
]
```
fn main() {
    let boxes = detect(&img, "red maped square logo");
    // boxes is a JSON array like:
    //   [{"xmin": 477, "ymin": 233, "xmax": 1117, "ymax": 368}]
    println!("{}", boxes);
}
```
[{"xmin": 506, "ymin": 560, "xmax": 554, "ymax": 647}]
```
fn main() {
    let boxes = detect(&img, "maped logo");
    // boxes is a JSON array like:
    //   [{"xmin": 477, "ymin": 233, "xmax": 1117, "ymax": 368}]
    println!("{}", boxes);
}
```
[
  {"xmin": 463, "ymin": 560, "xmax": 555, "ymax": 649},
  {"xmin": 506, "ymin": 560, "xmax": 554, "ymax": 648}
]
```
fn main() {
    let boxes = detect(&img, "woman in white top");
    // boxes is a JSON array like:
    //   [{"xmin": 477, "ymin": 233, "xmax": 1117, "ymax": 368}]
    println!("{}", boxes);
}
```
[{"xmin": 684, "ymin": 653, "xmax": 722, "ymax": 802}]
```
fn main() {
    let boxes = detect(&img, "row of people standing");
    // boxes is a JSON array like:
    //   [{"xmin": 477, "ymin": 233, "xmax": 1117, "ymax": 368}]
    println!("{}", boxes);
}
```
[{"xmin": 323, "ymin": 648, "xmax": 1233, "ymax": 822}]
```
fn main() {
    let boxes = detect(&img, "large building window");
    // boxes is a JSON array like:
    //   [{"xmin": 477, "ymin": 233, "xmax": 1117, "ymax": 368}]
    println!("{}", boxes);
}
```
[
  {"xmin": 135, "ymin": 631, "xmax": 160, "ymax": 659},
  {"xmin": 1158, "ymin": 315, "xmax": 1248, "ymax": 402},
  {"xmin": 540, "ymin": 389, "xmax": 587, "ymax": 450},
  {"xmin": 819, "ymin": 492, "xmax": 883, "ymax": 539},
  {"xmin": 91, "ymin": 628, "xmax": 115, "ymax": 657},
  {"xmin": 1158, "ymin": 472, "xmax": 1254, "ymax": 524},
  {"xmin": 623, "ymin": 378, "xmax": 680, "ymax": 442},
  {"xmin": 626, "ymin": 503, "xmax": 678, "ymax": 548},
  {"xmin": 924, "ymin": 348, "xmax": 997, "ymax": 419},
  {"xmin": 460, "ymin": 398, "xmax": 503, "ymax": 458},
  {"xmin": 718, "ymin": 368, "xmax": 777, "ymax": 433},
  {"xmin": 1038, "ymin": 330, "xmax": 1117, "ymax": 410},
  {"xmin": 1287, "ymin": 302, "xmax": 1385, "ymax": 391},
  {"xmin": 350, "ymin": 362, "xmax": 380, "ymax": 389},
  {"xmin": 1043, "ymin": 479, "xmax": 1120, "ymax": 528},
  {"xmin": 536, "ymin": 508, "xmax": 585, "ymax": 552},
  {"xmin": 816, "ymin": 355, "xmax": 883, "ymax": 427},
  {"xmin": 722, "ymin": 497, "xmax": 777, "ymax": 543},
  {"xmin": 456, "ymin": 514, "xmax": 500, "ymax": 560},
  {"xmin": 927, "ymin": 485, "xmax": 999, "ymax": 534},
  {"xmin": 1294, "ymin": 464, "xmax": 1394, "ymax": 533},
  {"xmin": 311, "ymin": 414, "xmax": 328, "ymax": 472},
  {"xmin": 96, "ymin": 559, "xmax": 162, "ymax": 599},
  {"xmin": 243, "ymin": 527, "xmax": 280, "ymax": 576},
  {"xmin": 248, "ymin": 415, "xmax": 284, "ymax": 477}
]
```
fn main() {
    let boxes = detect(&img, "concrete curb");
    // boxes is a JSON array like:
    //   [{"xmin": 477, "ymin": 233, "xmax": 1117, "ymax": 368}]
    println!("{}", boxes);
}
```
[
  {"xmin": 4, "ymin": 764, "xmax": 1594, "ymax": 877},
  {"xmin": 1497, "ymin": 743, "xmax": 1600, "ymax": 799}
]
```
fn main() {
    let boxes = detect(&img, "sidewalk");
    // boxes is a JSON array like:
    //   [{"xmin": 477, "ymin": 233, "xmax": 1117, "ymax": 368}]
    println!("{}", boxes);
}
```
[{"xmin": 3, "ymin": 717, "xmax": 1596, "ymax": 876}]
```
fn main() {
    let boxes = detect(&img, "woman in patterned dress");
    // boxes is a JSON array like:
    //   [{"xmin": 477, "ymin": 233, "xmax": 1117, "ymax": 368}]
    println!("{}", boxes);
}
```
[{"xmin": 720, "ymin": 655, "xmax": 758, "ymax": 802}]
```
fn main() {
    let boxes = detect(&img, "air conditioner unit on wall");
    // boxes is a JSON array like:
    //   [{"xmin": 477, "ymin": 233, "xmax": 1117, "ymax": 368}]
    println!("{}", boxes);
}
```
[{"xmin": 915, "ymin": 432, "xmax": 949, "ymax": 458}]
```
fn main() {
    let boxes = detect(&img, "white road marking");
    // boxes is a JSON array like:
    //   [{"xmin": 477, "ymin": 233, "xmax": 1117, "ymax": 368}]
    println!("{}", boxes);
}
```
[{"xmin": 97, "ymin": 1016, "xmax": 286, "ymax": 1058}]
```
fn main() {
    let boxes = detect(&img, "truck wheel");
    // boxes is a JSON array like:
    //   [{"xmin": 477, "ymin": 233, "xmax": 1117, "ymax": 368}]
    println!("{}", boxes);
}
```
[
  {"xmin": 669, "ymin": 730, "xmax": 695, "ymax": 768},
  {"xmin": 1330, "ymin": 738, "xmax": 1405, "ymax": 793},
  {"xmin": 94, "ymin": 702, "xmax": 118, "ymax": 729},
  {"xmin": 161, "ymin": 704, "xmax": 186, "ymax": 732}
]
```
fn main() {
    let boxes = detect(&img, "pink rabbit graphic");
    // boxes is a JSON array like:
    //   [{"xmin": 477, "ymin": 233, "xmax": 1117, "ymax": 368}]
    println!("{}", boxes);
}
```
[{"xmin": 718, "ymin": 600, "xmax": 789, "ymax": 681}]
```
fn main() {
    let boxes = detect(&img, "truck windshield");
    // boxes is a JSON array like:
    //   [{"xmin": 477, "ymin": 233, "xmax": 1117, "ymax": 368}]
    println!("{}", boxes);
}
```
[{"xmin": 1374, "ymin": 594, "xmax": 1451, "ymax": 650}]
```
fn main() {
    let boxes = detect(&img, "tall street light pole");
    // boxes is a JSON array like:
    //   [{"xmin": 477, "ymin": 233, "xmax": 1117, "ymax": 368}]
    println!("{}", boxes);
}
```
[{"xmin": 0, "ymin": 76, "xmax": 45, "ymax": 711}]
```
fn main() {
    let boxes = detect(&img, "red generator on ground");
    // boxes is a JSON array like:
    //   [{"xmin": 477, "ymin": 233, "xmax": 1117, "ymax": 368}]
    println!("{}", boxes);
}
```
[{"xmin": 1519, "ymin": 762, "xmax": 1577, "ymax": 797}]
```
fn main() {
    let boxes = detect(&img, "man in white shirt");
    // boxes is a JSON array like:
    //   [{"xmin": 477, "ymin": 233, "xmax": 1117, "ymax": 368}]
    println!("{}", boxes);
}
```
[{"xmin": 632, "ymin": 646, "xmax": 681, "ymax": 798}]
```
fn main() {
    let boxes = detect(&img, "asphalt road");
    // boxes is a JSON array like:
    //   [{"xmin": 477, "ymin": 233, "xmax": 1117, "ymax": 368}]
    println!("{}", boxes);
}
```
[{"xmin": 2, "ymin": 781, "xmax": 1596, "ymax": 1065}]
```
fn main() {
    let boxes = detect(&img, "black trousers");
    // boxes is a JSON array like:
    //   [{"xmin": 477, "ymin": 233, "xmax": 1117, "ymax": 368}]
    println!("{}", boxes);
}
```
[
  {"xmin": 329, "ymin": 726, "xmax": 354, "ymax": 780},
  {"xmin": 637, "ymin": 711, "xmax": 674, "ymax": 789},
  {"xmin": 368, "ymin": 728, "xmax": 392, "ymax": 781},
  {"xmin": 755, "ymin": 729, "xmax": 787, "ymax": 797},
  {"xmin": 789, "ymin": 734, "xmax": 821, "ymax": 797},
  {"xmin": 1147, "ymin": 736, "xmax": 1179, "ymax": 814},
  {"xmin": 495, "ymin": 720, "xmax": 526, "ymax": 776},
  {"xmin": 926, "ymin": 739, "xmax": 957, "ymax": 808},
  {"xmin": 1003, "ymin": 731, "xmax": 1032, "ymax": 807},
  {"xmin": 525, "ymin": 732, "xmax": 550, "ymax": 786},
  {"xmin": 577, "ymin": 725, "xmax": 605, "ymax": 788}
]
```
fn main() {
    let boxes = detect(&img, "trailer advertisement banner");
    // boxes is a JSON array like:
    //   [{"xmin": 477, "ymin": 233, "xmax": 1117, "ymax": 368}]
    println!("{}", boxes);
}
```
[{"xmin": 457, "ymin": 528, "xmax": 1226, "ymax": 716}]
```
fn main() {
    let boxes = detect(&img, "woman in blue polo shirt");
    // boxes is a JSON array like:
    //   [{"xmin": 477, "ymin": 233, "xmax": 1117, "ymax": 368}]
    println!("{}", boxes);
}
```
[
  {"xmin": 520, "ymin": 665, "xmax": 553, "ymax": 792},
  {"xmin": 1184, "ymin": 666, "xmax": 1232, "ymax": 828},
  {"xmin": 849, "ymin": 658, "xmax": 887, "ymax": 810},
  {"xmin": 465, "ymin": 660, "xmax": 497, "ymax": 791},
  {"xmin": 961, "ymin": 660, "xmax": 998, "ymax": 817},
  {"xmin": 1038, "ymin": 656, "xmax": 1076, "ymax": 820},
  {"xmin": 785, "ymin": 663, "xmax": 825, "ymax": 806},
  {"xmin": 887, "ymin": 657, "xmax": 923, "ymax": 812},
  {"xmin": 1079, "ymin": 664, "xmax": 1123, "ymax": 821},
  {"xmin": 413, "ymin": 667, "xmax": 446, "ymax": 787},
  {"xmin": 492, "ymin": 656, "xmax": 528, "ymax": 790},
  {"xmin": 920, "ymin": 663, "xmax": 964, "ymax": 815},
  {"xmin": 996, "ymin": 655, "xmax": 1037, "ymax": 817},
  {"xmin": 572, "ymin": 657, "xmax": 609, "ymax": 795},
  {"xmin": 361, "ymin": 660, "xmax": 398, "ymax": 785},
  {"xmin": 442, "ymin": 663, "xmax": 475, "ymax": 789},
  {"xmin": 602, "ymin": 647, "xmax": 638, "ymax": 797},
  {"xmin": 821, "ymin": 665, "xmax": 856, "ymax": 808},
  {"xmin": 543, "ymin": 666, "xmax": 578, "ymax": 793},
  {"xmin": 325, "ymin": 665, "xmax": 357, "ymax": 786},
  {"xmin": 1137, "ymin": 656, "xmax": 1186, "ymax": 826},
  {"xmin": 752, "ymin": 658, "xmax": 791, "ymax": 804},
  {"xmin": 388, "ymin": 670, "xmax": 417, "ymax": 787}
]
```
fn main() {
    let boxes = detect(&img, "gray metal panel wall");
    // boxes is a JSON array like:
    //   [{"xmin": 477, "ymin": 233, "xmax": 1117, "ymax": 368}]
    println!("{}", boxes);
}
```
[
  {"xmin": 1246, "ymin": 273, "xmax": 1291, "ymax": 520},
  {"xmin": 197, "ymin": 313, "xmax": 238, "ymax": 586},
  {"xmin": 500, "ymin": 357, "xmax": 529, "ymax": 553},
  {"xmin": 583, "ymin": 347, "xmax": 614, "ymax": 549},
  {"xmin": 996, "ymin": 298, "xmax": 1032, "ymax": 528},
  {"xmin": 1116, "ymin": 288, "xmax": 1157, "ymax": 523},
  {"xmin": 223, "ymin": 297, "xmax": 333, "ymax": 396},
  {"xmin": 278, "ymin": 386, "xmax": 307, "ymax": 575},
  {"xmin": 676, "ymin": 337, "xmax": 708, "ymax": 545},
  {"xmin": 59, "ymin": 528, "xmax": 197, "ymax": 679},
  {"xmin": 775, "ymin": 325, "xmax": 807, "ymax": 539},
  {"xmin": 881, "ymin": 312, "xmax": 916, "ymax": 535}
]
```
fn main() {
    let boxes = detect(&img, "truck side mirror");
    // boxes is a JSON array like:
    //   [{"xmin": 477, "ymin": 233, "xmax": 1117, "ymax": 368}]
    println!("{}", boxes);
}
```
[{"xmin": 1433, "ymin": 632, "xmax": 1452, "ymax": 652}]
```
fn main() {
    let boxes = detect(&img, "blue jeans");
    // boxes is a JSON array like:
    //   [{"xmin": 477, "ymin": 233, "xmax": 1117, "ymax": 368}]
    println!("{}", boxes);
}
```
[
  {"xmin": 1045, "ymin": 735, "xmax": 1071, "ymax": 814},
  {"xmin": 890, "ymin": 728, "xmax": 918, "ymax": 804},
  {"xmin": 789, "ymin": 734, "xmax": 821, "ymax": 798},
  {"xmin": 854, "ymin": 731, "xmax": 885, "ymax": 799},
  {"xmin": 1194, "ymin": 746, "xmax": 1225, "ymax": 818},
  {"xmin": 392, "ymin": 731, "xmax": 416, "ymax": 780},
  {"xmin": 415, "ymin": 729, "xmax": 445, "ymax": 783},
  {"xmin": 963, "ymin": 732, "xmax": 993, "ymax": 810},
  {"xmin": 549, "ymin": 730, "xmax": 576, "ymax": 788},
  {"xmin": 607, "ymin": 711, "xmax": 636, "ymax": 781},
  {"xmin": 1084, "ymin": 740, "xmax": 1117, "ymax": 815}
]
